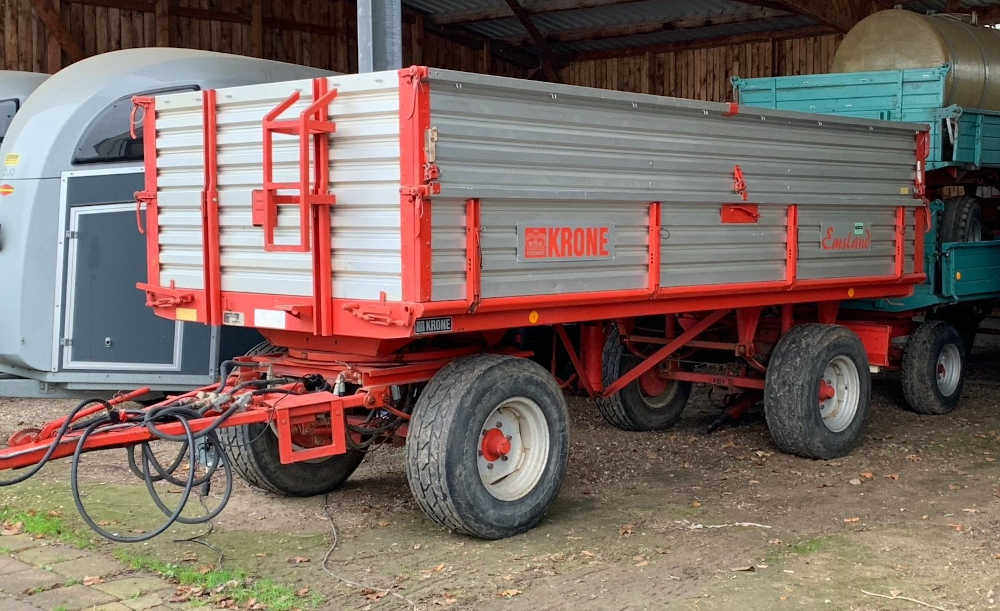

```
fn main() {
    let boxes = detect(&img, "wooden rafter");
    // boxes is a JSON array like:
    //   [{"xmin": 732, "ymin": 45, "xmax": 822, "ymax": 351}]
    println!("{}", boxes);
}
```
[
  {"xmin": 29, "ymin": 0, "xmax": 84, "ymax": 63},
  {"xmin": 503, "ymin": 0, "xmax": 560, "ymax": 81},
  {"xmin": 499, "ymin": 8, "xmax": 785, "ymax": 45},
  {"xmin": 572, "ymin": 24, "xmax": 836, "ymax": 60},
  {"xmin": 735, "ymin": 0, "xmax": 873, "ymax": 32},
  {"xmin": 434, "ymin": 0, "xmax": 646, "ymax": 25}
]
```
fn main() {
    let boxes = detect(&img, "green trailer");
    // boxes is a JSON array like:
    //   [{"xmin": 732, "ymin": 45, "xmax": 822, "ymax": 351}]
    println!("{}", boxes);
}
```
[{"xmin": 733, "ymin": 65, "xmax": 1000, "ymax": 415}]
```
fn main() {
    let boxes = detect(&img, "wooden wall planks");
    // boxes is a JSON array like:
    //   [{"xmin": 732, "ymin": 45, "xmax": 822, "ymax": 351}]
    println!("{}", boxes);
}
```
[
  {"xmin": 558, "ymin": 34, "xmax": 844, "ymax": 101},
  {"xmin": 0, "ymin": 0, "xmax": 841, "ymax": 102}
]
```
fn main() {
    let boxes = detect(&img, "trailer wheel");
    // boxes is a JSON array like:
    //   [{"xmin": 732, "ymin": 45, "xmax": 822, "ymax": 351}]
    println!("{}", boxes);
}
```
[
  {"xmin": 405, "ymin": 354, "xmax": 569, "ymax": 539},
  {"xmin": 941, "ymin": 196, "xmax": 984, "ymax": 243},
  {"xmin": 764, "ymin": 324, "xmax": 871, "ymax": 459},
  {"xmin": 595, "ymin": 326, "xmax": 691, "ymax": 431},
  {"xmin": 217, "ymin": 423, "xmax": 365, "ymax": 497},
  {"xmin": 901, "ymin": 321, "xmax": 965, "ymax": 415}
]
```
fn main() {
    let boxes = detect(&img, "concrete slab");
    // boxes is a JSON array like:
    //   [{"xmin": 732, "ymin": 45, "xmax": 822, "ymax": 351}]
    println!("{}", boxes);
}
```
[
  {"xmin": 122, "ymin": 592, "xmax": 165, "ymax": 610},
  {"xmin": 16, "ymin": 545, "xmax": 87, "ymax": 566},
  {"xmin": 48, "ymin": 554, "xmax": 124, "ymax": 580},
  {"xmin": 93, "ymin": 576, "xmax": 173, "ymax": 599},
  {"xmin": 0, "ymin": 597, "xmax": 44, "ymax": 611},
  {"xmin": 0, "ymin": 568, "xmax": 63, "ymax": 595},
  {"xmin": 25, "ymin": 584, "xmax": 115, "ymax": 610},
  {"xmin": 0, "ymin": 556, "xmax": 33, "ymax": 576},
  {"xmin": 0, "ymin": 536, "xmax": 40, "ymax": 553}
]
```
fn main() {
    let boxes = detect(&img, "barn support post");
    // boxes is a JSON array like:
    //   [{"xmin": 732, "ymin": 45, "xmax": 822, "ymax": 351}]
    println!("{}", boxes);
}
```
[{"xmin": 357, "ymin": 0, "xmax": 403, "ymax": 72}]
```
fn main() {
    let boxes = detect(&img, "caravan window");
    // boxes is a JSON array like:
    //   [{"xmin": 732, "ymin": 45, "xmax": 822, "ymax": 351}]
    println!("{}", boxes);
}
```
[
  {"xmin": 0, "ymin": 98, "xmax": 19, "ymax": 144},
  {"xmin": 73, "ymin": 85, "xmax": 198, "ymax": 164}
]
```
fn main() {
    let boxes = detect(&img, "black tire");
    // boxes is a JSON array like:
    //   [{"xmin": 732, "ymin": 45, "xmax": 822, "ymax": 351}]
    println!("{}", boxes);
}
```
[
  {"xmin": 901, "ymin": 321, "xmax": 966, "ymax": 415},
  {"xmin": 764, "ymin": 324, "xmax": 871, "ymax": 459},
  {"xmin": 940, "ymin": 196, "xmax": 983, "ymax": 243},
  {"xmin": 404, "ymin": 354, "xmax": 569, "ymax": 539},
  {"xmin": 217, "ymin": 423, "xmax": 365, "ymax": 496},
  {"xmin": 595, "ymin": 326, "xmax": 691, "ymax": 431}
]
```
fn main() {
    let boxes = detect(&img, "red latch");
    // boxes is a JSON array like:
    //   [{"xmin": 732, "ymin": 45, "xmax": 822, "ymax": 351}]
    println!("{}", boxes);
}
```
[
  {"xmin": 732, "ymin": 165, "xmax": 748, "ymax": 201},
  {"xmin": 721, "ymin": 204, "xmax": 760, "ymax": 224},
  {"xmin": 723, "ymin": 102, "xmax": 739, "ymax": 117},
  {"xmin": 133, "ymin": 190, "xmax": 155, "ymax": 234},
  {"xmin": 251, "ymin": 189, "xmax": 266, "ymax": 226}
]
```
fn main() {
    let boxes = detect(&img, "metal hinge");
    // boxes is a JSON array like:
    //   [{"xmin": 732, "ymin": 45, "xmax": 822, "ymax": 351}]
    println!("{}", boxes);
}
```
[
  {"xmin": 65, "ymin": 230, "xmax": 78, "ymax": 239},
  {"xmin": 425, "ymin": 127, "xmax": 437, "ymax": 163},
  {"xmin": 60, "ymin": 338, "xmax": 72, "ymax": 347}
]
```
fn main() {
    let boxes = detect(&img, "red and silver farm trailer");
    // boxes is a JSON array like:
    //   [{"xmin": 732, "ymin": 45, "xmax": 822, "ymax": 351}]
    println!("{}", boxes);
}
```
[{"xmin": 0, "ymin": 68, "xmax": 929, "ymax": 540}]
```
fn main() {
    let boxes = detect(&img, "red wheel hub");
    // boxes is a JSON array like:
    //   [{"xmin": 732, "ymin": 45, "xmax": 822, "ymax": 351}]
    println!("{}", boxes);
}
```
[
  {"xmin": 638, "ymin": 367, "xmax": 669, "ymax": 397},
  {"xmin": 481, "ymin": 428, "xmax": 511, "ymax": 462},
  {"xmin": 818, "ymin": 379, "xmax": 836, "ymax": 402}
]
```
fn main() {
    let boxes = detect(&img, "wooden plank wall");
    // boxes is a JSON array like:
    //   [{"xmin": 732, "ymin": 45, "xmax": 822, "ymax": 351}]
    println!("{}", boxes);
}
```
[
  {"xmin": 0, "ymin": 0, "xmax": 841, "ymax": 102},
  {"xmin": 0, "ymin": 0, "xmax": 527, "ymax": 75},
  {"xmin": 559, "ymin": 34, "xmax": 844, "ymax": 101}
]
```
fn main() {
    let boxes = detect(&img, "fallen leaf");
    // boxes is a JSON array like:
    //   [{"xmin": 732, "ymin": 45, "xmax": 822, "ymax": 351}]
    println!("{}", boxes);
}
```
[
  {"xmin": 360, "ymin": 588, "xmax": 387, "ymax": 601},
  {"xmin": 288, "ymin": 556, "xmax": 310, "ymax": 564},
  {"xmin": 731, "ymin": 565, "xmax": 756, "ymax": 572},
  {"xmin": 634, "ymin": 560, "xmax": 649, "ymax": 567},
  {"xmin": 962, "ymin": 508, "xmax": 979, "ymax": 513},
  {"xmin": 254, "ymin": 553, "xmax": 266, "ymax": 558},
  {"xmin": 82, "ymin": 576, "xmax": 104, "ymax": 586},
  {"xmin": 691, "ymin": 500, "xmax": 702, "ymax": 508},
  {"xmin": 848, "ymin": 478, "xmax": 862, "ymax": 486},
  {"xmin": 721, "ymin": 440, "xmax": 736, "ymax": 449},
  {"xmin": 413, "ymin": 544, "xmax": 421, "ymax": 550},
  {"xmin": 499, "ymin": 589, "xmax": 522, "ymax": 598},
  {"xmin": 198, "ymin": 566, "xmax": 213, "ymax": 575},
  {"xmin": 947, "ymin": 523, "xmax": 964, "ymax": 532},
  {"xmin": 0, "ymin": 521, "xmax": 23, "ymax": 536},
  {"xmin": 843, "ymin": 517, "xmax": 861, "ymax": 523},
  {"xmin": 580, "ymin": 550, "xmax": 595, "ymax": 558},
  {"xmin": 885, "ymin": 473, "xmax": 900, "ymax": 480},
  {"xmin": 46, "ymin": 510, "xmax": 62, "ymax": 518},
  {"xmin": 619, "ymin": 523, "xmax": 634, "ymax": 537},
  {"xmin": 890, "ymin": 589, "xmax": 903, "ymax": 597},
  {"xmin": 436, "ymin": 593, "xmax": 457, "ymax": 606},
  {"xmin": 168, "ymin": 589, "xmax": 191, "ymax": 603},
  {"xmin": 859, "ymin": 472, "xmax": 874, "ymax": 480},
  {"xmin": 993, "ymin": 553, "xmax": 1000, "ymax": 560},
  {"xmin": 948, "ymin": 484, "xmax": 961, "ymax": 491},
  {"xmin": 906, "ymin": 454, "xmax": 921, "ymax": 462},
  {"xmin": 376, "ymin": 520, "xmax": 391, "ymax": 528},
  {"xmin": 295, "ymin": 587, "xmax": 310, "ymax": 597}
]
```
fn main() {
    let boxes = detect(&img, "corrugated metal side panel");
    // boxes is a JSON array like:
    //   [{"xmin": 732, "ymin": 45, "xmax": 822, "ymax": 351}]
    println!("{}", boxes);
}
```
[
  {"xmin": 661, "ymin": 204, "xmax": 786, "ymax": 287},
  {"xmin": 431, "ymin": 197, "xmax": 466, "ymax": 302},
  {"xmin": 796, "ymin": 205, "xmax": 897, "ymax": 280},
  {"xmin": 426, "ymin": 69, "xmax": 921, "ymax": 207},
  {"xmin": 155, "ymin": 73, "xmax": 402, "ymax": 301},
  {"xmin": 476, "ymin": 200, "xmax": 648, "ymax": 298}
]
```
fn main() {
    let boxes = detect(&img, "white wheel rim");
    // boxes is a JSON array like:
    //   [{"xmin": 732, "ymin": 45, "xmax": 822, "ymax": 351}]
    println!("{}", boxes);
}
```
[
  {"xmin": 936, "ymin": 343, "xmax": 962, "ymax": 397},
  {"xmin": 818, "ymin": 355, "xmax": 861, "ymax": 433},
  {"xmin": 477, "ymin": 397, "xmax": 550, "ymax": 502}
]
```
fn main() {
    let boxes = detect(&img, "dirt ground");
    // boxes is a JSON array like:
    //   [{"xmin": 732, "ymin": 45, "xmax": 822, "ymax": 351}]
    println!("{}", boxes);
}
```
[{"xmin": 2, "ymin": 336, "xmax": 1000, "ymax": 610}]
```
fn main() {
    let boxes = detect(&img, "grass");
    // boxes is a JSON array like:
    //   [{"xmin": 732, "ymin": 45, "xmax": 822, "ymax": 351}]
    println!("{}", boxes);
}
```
[
  {"xmin": 0, "ymin": 507, "xmax": 93, "ymax": 548},
  {"xmin": 112, "ymin": 550, "xmax": 322, "ymax": 610},
  {"xmin": 1, "ymin": 504, "xmax": 322, "ymax": 610}
]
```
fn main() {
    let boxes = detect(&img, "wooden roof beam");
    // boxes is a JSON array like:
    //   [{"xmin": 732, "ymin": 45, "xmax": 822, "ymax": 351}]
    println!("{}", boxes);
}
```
[
  {"xmin": 734, "ymin": 0, "xmax": 873, "ymax": 32},
  {"xmin": 499, "ymin": 8, "xmax": 786, "ymax": 45},
  {"xmin": 433, "ymin": 0, "xmax": 646, "ymax": 26},
  {"xmin": 570, "ymin": 23, "xmax": 837, "ymax": 60},
  {"xmin": 503, "ymin": 0, "xmax": 561, "ymax": 81},
  {"xmin": 29, "ymin": 0, "xmax": 84, "ymax": 64}
]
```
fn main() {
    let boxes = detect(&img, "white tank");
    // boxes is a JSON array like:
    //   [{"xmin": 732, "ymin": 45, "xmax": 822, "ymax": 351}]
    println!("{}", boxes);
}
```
[{"xmin": 832, "ymin": 9, "xmax": 1000, "ymax": 110}]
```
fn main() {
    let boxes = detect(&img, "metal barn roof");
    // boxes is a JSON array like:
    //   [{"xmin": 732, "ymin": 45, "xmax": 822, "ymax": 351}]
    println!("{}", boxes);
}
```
[{"xmin": 402, "ymin": 0, "xmax": 1000, "ymax": 67}]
